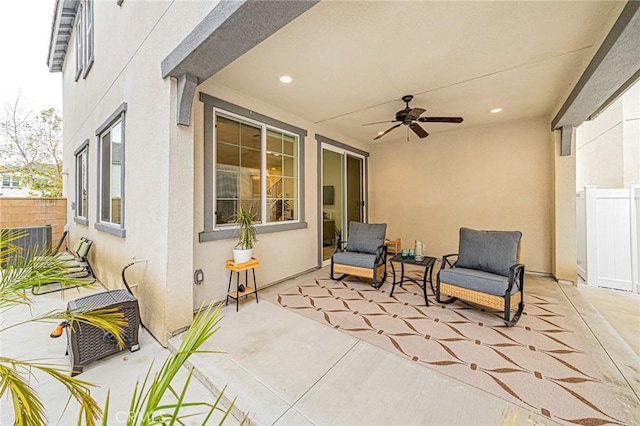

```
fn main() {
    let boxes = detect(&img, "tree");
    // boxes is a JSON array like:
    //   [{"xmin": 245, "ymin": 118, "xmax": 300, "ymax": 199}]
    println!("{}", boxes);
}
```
[{"xmin": 0, "ymin": 94, "xmax": 63, "ymax": 197}]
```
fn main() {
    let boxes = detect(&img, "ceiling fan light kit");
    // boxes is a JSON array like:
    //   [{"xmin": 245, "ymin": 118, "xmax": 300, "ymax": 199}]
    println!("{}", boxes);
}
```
[{"xmin": 365, "ymin": 95, "xmax": 463, "ymax": 141}]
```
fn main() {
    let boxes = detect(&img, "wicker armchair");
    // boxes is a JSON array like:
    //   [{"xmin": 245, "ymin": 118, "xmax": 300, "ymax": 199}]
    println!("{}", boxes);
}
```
[
  {"xmin": 330, "ymin": 221, "xmax": 388, "ymax": 288},
  {"xmin": 436, "ymin": 228, "xmax": 524, "ymax": 326}
]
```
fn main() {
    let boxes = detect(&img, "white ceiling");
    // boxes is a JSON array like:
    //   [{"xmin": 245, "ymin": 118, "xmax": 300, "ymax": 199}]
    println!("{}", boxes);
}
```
[{"xmin": 212, "ymin": 1, "xmax": 625, "ymax": 144}]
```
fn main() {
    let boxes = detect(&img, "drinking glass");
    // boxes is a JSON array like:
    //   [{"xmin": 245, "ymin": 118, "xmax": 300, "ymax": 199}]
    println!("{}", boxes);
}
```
[
  {"xmin": 401, "ymin": 249, "xmax": 408, "ymax": 258},
  {"xmin": 409, "ymin": 249, "xmax": 415, "ymax": 258}
]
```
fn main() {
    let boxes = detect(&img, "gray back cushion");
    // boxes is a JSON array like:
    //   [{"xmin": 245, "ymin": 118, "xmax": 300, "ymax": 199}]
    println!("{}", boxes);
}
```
[
  {"xmin": 346, "ymin": 222, "xmax": 387, "ymax": 254},
  {"xmin": 456, "ymin": 228, "xmax": 521, "ymax": 277}
]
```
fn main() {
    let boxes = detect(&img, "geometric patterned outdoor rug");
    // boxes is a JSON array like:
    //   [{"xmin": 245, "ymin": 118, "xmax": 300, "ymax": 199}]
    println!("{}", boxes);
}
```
[{"xmin": 267, "ymin": 276, "xmax": 628, "ymax": 426}]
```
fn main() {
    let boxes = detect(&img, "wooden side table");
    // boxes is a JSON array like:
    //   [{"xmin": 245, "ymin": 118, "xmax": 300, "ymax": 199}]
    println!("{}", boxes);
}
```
[
  {"xmin": 385, "ymin": 237, "xmax": 401, "ymax": 255},
  {"xmin": 225, "ymin": 258, "xmax": 259, "ymax": 311}
]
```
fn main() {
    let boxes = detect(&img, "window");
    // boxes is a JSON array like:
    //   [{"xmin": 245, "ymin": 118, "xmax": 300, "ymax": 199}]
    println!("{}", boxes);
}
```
[
  {"xmin": 74, "ymin": 141, "xmax": 89, "ymax": 225},
  {"xmin": 84, "ymin": 0, "xmax": 94, "ymax": 75},
  {"xmin": 199, "ymin": 94, "xmax": 307, "ymax": 242},
  {"xmin": 215, "ymin": 113, "xmax": 299, "ymax": 226},
  {"xmin": 96, "ymin": 103, "xmax": 126, "ymax": 237},
  {"xmin": 1, "ymin": 175, "xmax": 20, "ymax": 188},
  {"xmin": 74, "ymin": 0, "xmax": 94, "ymax": 80},
  {"xmin": 215, "ymin": 115, "xmax": 262, "ymax": 224},
  {"xmin": 74, "ymin": 4, "xmax": 83, "ymax": 80},
  {"xmin": 266, "ymin": 129, "xmax": 298, "ymax": 223}
]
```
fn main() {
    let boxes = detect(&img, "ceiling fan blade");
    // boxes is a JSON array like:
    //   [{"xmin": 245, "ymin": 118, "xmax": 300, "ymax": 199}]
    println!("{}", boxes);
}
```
[
  {"xmin": 373, "ymin": 123, "xmax": 402, "ymax": 140},
  {"xmin": 404, "ymin": 108, "xmax": 426, "ymax": 122},
  {"xmin": 409, "ymin": 123, "xmax": 429, "ymax": 138},
  {"xmin": 417, "ymin": 116, "xmax": 464, "ymax": 123},
  {"xmin": 362, "ymin": 120, "xmax": 399, "ymax": 126}
]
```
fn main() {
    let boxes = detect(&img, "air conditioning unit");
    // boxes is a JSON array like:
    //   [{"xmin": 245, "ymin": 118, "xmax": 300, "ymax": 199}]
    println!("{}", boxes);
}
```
[{"xmin": 66, "ymin": 290, "xmax": 140, "ymax": 376}]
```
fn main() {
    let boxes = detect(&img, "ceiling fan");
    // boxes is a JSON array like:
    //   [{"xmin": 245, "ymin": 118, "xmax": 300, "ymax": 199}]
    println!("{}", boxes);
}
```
[{"xmin": 364, "ymin": 95, "xmax": 463, "ymax": 140}]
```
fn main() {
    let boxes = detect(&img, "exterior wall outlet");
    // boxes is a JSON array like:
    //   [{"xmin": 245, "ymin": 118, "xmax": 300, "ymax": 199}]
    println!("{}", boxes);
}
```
[{"xmin": 194, "ymin": 269, "xmax": 204, "ymax": 285}]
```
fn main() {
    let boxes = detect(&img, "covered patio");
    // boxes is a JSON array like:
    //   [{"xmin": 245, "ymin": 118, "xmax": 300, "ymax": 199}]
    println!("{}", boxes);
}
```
[{"xmin": 156, "ymin": 0, "xmax": 640, "ymax": 320}]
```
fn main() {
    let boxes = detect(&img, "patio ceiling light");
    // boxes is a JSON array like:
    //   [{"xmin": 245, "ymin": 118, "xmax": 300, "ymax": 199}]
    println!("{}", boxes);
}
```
[
  {"xmin": 490, "ymin": 108, "xmax": 503, "ymax": 113},
  {"xmin": 279, "ymin": 75, "xmax": 292, "ymax": 83}
]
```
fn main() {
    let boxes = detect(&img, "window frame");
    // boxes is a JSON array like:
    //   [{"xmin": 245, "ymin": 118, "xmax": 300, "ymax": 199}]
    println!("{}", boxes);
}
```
[
  {"xmin": 74, "ymin": 140, "xmax": 90, "ymax": 225},
  {"xmin": 199, "ymin": 93, "xmax": 308, "ymax": 243},
  {"xmin": 74, "ymin": 0, "xmax": 94, "ymax": 81},
  {"xmin": 82, "ymin": 0, "xmax": 94, "ymax": 77},
  {"xmin": 95, "ymin": 103, "xmax": 127, "ymax": 238},
  {"xmin": 74, "ymin": 3, "xmax": 84, "ymax": 81}
]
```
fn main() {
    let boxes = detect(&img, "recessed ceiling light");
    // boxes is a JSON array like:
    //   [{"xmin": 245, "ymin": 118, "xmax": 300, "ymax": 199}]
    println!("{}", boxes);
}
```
[
  {"xmin": 279, "ymin": 75, "xmax": 292, "ymax": 84},
  {"xmin": 377, "ymin": 131, "xmax": 384, "ymax": 135},
  {"xmin": 490, "ymin": 108, "xmax": 503, "ymax": 114}
]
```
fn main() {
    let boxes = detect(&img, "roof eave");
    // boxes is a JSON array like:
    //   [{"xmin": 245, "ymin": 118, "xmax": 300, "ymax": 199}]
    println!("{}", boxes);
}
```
[{"xmin": 47, "ymin": 0, "xmax": 79, "ymax": 73}]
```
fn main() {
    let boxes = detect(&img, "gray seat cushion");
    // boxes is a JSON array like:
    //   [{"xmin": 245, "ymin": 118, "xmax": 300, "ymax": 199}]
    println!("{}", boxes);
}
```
[
  {"xmin": 439, "ymin": 267, "xmax": 519, "ymax": 296},
  {"xmin": 456, "ymin": 228, "xmax": 521, "ymax": 277},
  {"xmin": 345, "ymin": 222, "xmax": 387, "ymax": 254},
  {"xmin": 333, "ymin": 252, "xmax": 378, "ymax": 269}
]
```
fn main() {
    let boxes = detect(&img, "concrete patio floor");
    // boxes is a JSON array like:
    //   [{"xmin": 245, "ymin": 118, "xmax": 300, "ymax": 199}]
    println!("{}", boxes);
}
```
[
  {"xmin": 173, "ymin": 266, "xmax": 640, "ymax": 426},
  {"xmin": 1, "ymin": 266, "xmax": 638, "ymax": 425}
]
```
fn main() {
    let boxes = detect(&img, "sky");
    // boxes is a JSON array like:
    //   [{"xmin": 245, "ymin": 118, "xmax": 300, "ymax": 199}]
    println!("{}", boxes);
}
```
[{"xmin": 0, "ymin": 0, "xmax": 63, "ymax": 116}]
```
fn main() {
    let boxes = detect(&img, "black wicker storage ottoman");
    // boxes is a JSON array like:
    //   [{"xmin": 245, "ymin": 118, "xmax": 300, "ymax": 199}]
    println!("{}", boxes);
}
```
[{"xmin": 66, "ymin": 290, "xmax": 140, "ymax": 376}]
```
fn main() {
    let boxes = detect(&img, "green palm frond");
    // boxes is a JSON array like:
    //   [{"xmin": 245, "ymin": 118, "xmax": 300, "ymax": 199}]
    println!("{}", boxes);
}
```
[
  {"xmin": 0, "ymin": 229, "xmax": 25, "ymax": 263},
  {"xmin": 122, "ymin": 302, "xmax": 238, "ymax": 426},
  {"xmin": 0, "ymin": 307, "xmax": 127, "ymax": 349},
  {"xmin": 0, "ymin": 232, "xmax": 98, "ymax": 310},
  {"xmin": 0, "ymin": 360, "xmax": 47, "ymax": 426},
  {"xmin": 65, "ymin": 308, "xmax": 128, "ymax": 349},
  {"xmin": 0, "ymin": 308, "xmax": 129, "ymax": 348},
  {"xmin": 0, "ymin": 357, "xmax": 103, "ymax": 426}
]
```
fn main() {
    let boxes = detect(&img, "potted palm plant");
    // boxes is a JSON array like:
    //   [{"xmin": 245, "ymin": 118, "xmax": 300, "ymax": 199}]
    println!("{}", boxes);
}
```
[{"xmin": 233, "ymin": 207, "xmax": 257, "ymax": 264}]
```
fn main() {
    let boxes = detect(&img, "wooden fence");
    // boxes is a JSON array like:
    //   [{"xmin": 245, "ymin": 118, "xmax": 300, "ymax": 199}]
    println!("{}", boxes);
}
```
[{"xmin": 0, "ymin": 198, "xmax": 67, "ymax": 247}]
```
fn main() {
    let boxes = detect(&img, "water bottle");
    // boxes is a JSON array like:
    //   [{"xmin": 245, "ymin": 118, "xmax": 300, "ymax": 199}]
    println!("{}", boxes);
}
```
[{"xmin": 415, "ymin": 240, "xmax": 424, "ymax": 261}]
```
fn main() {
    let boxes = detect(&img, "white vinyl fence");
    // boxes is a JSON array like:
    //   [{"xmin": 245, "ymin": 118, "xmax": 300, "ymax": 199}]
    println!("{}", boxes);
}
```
[{"xmin": 576, "ymin": 186, "xmax": 639, "ymax": 292}]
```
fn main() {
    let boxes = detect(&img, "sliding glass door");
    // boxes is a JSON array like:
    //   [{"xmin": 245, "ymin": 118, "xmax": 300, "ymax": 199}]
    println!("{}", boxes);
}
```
[
  {"xmin": 321, "ymin": 145, "xmax": 365, "ymax": 264},
  {"xmin": 346, "ymin": 155, "xmax": 363, "ymax": 224}
]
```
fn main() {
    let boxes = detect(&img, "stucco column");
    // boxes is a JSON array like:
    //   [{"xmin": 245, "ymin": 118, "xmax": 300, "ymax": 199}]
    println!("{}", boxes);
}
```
[
  {"xmin": 162, "ymin": 79, "xmax": 196, "ymax": 344},
  {"xmin": 552, "ymin": 129, "xmax": 577, "ymax": 284},
  {"xmin": 623, "ymin": 83, "xmax": 640, "ymax": 185}
]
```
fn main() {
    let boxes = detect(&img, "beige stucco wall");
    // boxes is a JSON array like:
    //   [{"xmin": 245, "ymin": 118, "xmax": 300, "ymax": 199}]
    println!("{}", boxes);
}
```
[
  {"xmin": 576, "ymin": 80, "xmax": 640, "ymax": 189},
  {"xmin": 576, "ymin": 99, "xmax": 624, "ymax": 188},
  {"xmin": 61, "ymin": 1, "xmax": 217, "ymax": 345},
  {"xmin": 191, "ymin": 80, "xmax": 369, "ymax": 309},
  {"xmin": 368, "ymin": 117, "xmax": 553, "ymax": 274},
  {"xmin": 551, "ymin": 130, "xmax": 577, "ymax": 283}
]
